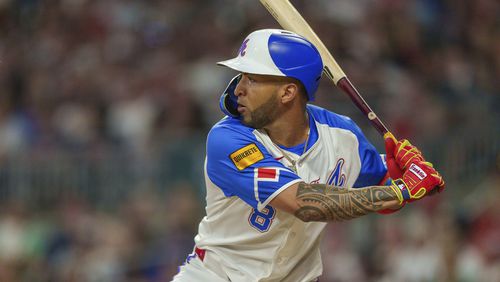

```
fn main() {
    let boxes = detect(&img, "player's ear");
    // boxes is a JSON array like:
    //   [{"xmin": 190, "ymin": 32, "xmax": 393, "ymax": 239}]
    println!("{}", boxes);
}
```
[{"xmin": 280, "ymin": 82, "xmax": 300, "ymax": 104}]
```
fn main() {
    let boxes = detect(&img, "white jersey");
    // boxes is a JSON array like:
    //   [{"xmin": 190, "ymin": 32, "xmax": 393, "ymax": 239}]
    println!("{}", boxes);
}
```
[{"xmin": 194, "ymin": 105, "xmax": 387, "ymax": 282}]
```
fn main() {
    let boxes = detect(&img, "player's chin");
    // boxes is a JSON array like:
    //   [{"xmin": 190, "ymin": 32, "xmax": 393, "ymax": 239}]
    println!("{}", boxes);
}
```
[
  {"xmin": 241, "ymin": 115, "xmax": 260, "ymax": 129},
  {"xmin": 241, "ymin": 117, "xmax": 255, "ymax": 128}
]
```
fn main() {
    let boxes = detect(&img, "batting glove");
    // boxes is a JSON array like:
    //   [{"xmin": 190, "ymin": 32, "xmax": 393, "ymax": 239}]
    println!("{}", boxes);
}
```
[
  {"xmin": 384, "ymin": 132, "xmax": 445, "ymax": 203},
  {"xmin": 384, "ymin": 132, "xmax": 424, "ymax": 180},
  {"xmin": 389, "ymin": 159, "xmax": 445, "ymax": 204}
]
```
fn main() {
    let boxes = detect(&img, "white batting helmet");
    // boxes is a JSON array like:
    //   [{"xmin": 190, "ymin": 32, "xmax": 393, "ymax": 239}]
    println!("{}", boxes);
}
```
[{"xmin": 218, "ymin": 29, "xmax": 323, "ymax": 101}]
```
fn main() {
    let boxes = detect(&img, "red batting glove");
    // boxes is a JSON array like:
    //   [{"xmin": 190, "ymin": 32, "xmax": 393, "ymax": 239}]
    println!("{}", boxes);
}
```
[
  {"xmin": 384, "ymin": 132, "xmax": 424, "ymax": 180},
  {"xmin": 390, "ymin": 160, "xmax": 445, "ymax": 204}
]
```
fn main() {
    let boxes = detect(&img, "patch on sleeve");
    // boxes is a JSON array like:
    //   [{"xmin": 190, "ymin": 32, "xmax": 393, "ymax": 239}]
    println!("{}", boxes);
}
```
[{"xmin": 230, "ymin": 143, "xmax": 264, "ymax": 170}]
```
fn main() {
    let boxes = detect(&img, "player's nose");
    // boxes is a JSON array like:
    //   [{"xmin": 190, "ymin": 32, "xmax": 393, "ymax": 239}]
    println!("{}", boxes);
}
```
[{"xmin": 234, "ymin": 74, "xmax": 247, "ymax": 97}]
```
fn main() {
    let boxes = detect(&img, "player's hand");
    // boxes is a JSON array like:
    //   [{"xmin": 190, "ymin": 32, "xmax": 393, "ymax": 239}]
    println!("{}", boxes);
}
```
[
  {"xmin": 384, "ymin": 132, "xmax": 445, "ymax": 203},
  {"xmin": 389, "ymin": 158, "xmax": 445, "ymax": 204},
  {"xmin": 384, "ymin": 132, "xmax": 424, "ymax": 180}
]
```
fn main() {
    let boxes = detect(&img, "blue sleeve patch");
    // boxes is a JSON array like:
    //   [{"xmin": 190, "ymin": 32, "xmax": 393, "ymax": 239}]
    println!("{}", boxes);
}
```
[
  {"xmin": 307, "ymin": 105, "xmax": 387, "ymax": 188},
  {"xmin": 206, "ymin": 119, "xmax": 301, "ymax": 209}
]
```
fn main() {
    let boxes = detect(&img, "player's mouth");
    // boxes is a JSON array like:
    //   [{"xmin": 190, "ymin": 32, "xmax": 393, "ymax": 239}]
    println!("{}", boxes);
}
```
[{"xmin": 237, "ymin": 103, "xmax": 246, "ymax": 113}]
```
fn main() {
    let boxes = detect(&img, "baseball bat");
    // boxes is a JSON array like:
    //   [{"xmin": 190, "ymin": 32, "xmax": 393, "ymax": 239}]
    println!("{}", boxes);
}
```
[{"xmin": 259, "ymin": 0, "xmax": 390, "ymax": 136}]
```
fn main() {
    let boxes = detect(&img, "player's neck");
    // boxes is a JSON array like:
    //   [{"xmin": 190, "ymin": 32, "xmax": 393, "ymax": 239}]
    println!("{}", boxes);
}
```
[{"xmin": 264, "ymin": 108, "xmax": 309, "ymax": 148}]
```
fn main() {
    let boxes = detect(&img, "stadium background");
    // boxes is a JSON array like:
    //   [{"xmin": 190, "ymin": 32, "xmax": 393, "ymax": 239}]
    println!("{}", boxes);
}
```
[{"xmin": 0, "ymin": 0, "xmax": 498, "ymax": 281}]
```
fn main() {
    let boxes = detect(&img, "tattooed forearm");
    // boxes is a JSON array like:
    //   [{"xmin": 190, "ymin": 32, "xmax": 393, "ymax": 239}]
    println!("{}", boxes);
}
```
[{"xmin": 294, "ymin": 183, "xmax": 399, "ymax": 222}]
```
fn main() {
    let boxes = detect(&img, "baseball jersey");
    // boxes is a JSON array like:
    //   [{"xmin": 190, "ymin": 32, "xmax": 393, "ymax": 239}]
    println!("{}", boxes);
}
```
[{"xmin": 194, "ymin": 104, "xmax": 387, "ymax": 282}]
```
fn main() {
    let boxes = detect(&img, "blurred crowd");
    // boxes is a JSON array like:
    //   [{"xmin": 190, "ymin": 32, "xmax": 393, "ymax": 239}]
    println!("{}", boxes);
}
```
[{"xmin": 0, "ymin": 0, "xmax": 498, "ymax": 281}]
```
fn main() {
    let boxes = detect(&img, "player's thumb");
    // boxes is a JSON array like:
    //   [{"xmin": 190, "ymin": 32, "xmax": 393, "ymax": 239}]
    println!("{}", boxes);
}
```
[{"xmin": 384, "ymin": 132, "xmax": 397, "ymax": 159}]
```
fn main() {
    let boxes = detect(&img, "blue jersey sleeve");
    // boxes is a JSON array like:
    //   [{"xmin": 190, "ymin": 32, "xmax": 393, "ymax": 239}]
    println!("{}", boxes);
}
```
[
  {"xmin": 307, "ymin": 105, "xmax": 387, "ymax": 188},
  {"xmin": 344, "ymin": 120, "xmax": 387, "ymax": 188},
  {"xmin": 206, "ymin": 118, "xmax": 302, "ymax": 211}
]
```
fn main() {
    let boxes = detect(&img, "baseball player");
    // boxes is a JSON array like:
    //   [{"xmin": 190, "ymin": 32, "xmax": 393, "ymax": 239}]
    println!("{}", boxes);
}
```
[{"xmin": 172, "ymin": 29, "xmax": 444, "ymax": 282}]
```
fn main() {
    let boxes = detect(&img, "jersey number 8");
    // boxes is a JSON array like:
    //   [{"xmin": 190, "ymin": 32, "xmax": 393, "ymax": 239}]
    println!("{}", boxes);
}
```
[{"xmin": 248, "ymin": 205, "xmax": 276, "ymax": 232}]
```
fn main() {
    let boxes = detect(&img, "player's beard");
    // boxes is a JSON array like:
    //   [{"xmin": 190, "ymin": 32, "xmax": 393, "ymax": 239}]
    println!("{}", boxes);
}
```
[{"xmin": 242, "ymin": 93, "xmax": 281, "ymax": 129}]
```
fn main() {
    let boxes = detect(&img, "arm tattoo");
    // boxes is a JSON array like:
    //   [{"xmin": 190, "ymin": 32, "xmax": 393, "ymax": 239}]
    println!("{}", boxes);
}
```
[{"xmin": 294, "ymin": 183, "xmax": 398, "ymax": 222}]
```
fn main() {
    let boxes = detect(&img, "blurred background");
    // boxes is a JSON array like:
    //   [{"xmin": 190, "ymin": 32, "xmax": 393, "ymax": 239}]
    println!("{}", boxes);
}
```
[{"xmin": 0, "ymin": 0, "xmax": 498, "ymax": 281}]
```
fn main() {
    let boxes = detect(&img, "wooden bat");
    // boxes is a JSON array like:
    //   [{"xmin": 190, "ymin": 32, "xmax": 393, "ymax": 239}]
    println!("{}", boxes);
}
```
[{"xmin": 259, "ymin": 0, "xmax": 390, "ymax": 136}]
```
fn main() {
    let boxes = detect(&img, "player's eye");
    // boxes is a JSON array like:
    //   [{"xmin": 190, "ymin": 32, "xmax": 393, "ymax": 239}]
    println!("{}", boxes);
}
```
[{"xmin": 241, "ymin": 74, "xmax": 258, "ymax": 85}]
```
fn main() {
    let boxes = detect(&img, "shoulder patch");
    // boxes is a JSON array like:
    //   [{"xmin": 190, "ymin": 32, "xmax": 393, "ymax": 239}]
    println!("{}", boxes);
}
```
[{"xmin": 230, "ymin": 143, "xmax": 264, "ymax": 170}]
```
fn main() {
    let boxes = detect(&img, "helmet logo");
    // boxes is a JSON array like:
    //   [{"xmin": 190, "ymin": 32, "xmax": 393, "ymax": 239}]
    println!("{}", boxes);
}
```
[{"xmin": 238, "ymin": 39, "xmax": 250, "ymax": 57}]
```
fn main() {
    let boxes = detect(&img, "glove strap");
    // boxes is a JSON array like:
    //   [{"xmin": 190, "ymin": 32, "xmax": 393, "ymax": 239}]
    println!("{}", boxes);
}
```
[{"xmin": 391, "ymin": 179, "xmax": 410, "ymax": 203}]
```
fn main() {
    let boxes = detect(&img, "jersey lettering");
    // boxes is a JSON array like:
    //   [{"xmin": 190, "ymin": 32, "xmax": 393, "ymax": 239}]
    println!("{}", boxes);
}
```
[
  {"xmin": 248, "ymin": 205, "xmax": 275, "ymax": 232},
  {"xmin": 327, "ymin": 158, "xmax": 346, "ymax": 187}
]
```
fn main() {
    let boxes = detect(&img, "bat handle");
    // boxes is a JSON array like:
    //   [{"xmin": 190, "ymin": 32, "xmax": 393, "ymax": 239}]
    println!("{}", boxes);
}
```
[{"xmin": 336, "ymin": 77, "xmax": 389, "ymax": 136}]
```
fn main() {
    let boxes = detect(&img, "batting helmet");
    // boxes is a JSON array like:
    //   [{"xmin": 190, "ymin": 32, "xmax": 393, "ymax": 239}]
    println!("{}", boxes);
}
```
[
  {"xmin": 217, "ymin": 29, "xmax": 323, "ymax": 101},
  {"xmin": 219, "ymin": 74, "xmax": 241, "ymax": 118}
]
